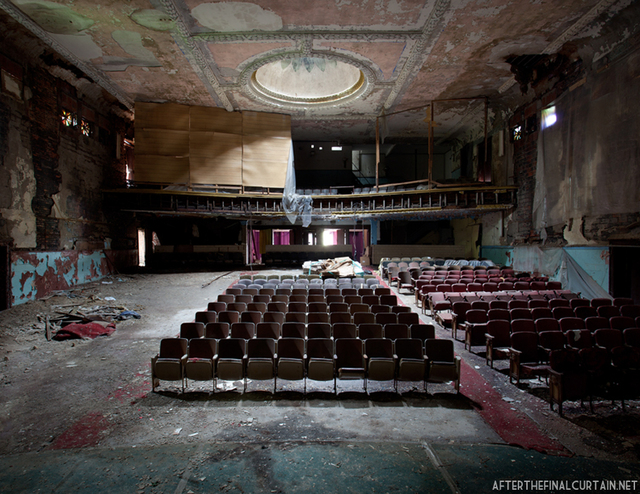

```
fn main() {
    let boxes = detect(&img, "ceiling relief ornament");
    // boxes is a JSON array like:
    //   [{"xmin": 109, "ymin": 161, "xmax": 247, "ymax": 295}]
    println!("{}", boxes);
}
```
[{"xmin": 241, "ymin": 52, "xmax": 375, "ymax": 110}]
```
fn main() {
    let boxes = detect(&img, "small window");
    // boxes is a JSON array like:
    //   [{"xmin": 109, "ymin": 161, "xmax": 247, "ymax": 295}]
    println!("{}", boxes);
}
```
[
  {"xmin": 81, "ymin": 118, "xmax": 94, "ymax": 137},
  {"xmin": 511, "ymin": 125, "xmax": 522, "ymax": 141},
  {"xmin": 61, "ymin": 109, "xmax": 77, "ymax": 128},
  {"xmin": 541, "ymin": 105, "xmax": 557, "ymax": 129}
]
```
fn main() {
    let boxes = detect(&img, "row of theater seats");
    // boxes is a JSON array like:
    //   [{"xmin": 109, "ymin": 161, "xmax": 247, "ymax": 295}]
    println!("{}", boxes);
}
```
[
  {"xmin": 422, "ymin": 289, "xmax": 579, "ymax": 317},
  {"xmin": 151, "ymin": 336, "xmax": 460, "ymax": 395},
  {"xmin": 263, "ymin": 249, "xmax": 353, "ymax": 266},
  {"xmin": 180, "ymin": 320, "xmax": 429, "ymax": 341}
]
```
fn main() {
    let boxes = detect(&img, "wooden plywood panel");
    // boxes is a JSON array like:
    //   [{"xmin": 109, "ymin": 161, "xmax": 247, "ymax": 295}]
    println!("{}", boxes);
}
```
[
  {"xmin": 136, "ymin": 129, "xmax": 189, "ymax": 156},
  {"xmin": 243, "ymin": 111, "xmax": 291, "ymax": 138},
  {"xmin": 190, "ymin": 106, "xmax": 243, "ymax": 134},
  {"xmin": 135, "ymin": 102, "xmax": 190, "ymax": 131},
  {"xmin": 242, "ymin": 135, "xmax": 289, "ymax": 188},
  {"xmin": 134, "ymin": 155, "xmax": 190, "ymax": 183},
  {"xmin": 190, "ymin": 132, "xmax": 243, "ymax": 185}
]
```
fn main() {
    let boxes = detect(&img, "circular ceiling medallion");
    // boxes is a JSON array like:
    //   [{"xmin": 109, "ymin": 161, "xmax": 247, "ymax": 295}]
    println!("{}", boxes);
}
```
[{"xmin": 249, "ymin": 56, "xmax": 366, "ymax": 107}]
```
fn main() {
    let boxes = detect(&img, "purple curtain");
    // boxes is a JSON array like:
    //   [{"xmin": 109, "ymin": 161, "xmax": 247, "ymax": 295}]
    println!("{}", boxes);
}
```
[
  {"xmin": 273, "ymin": 230, "xmax": 291, "ymax": 245},
  {"xmin": 251, "ymin": 230, "xmax": 261, "ymax": 262},
  {"xmin": 350, "ymin": 231, "xmax": 364, "ymax": 259}
]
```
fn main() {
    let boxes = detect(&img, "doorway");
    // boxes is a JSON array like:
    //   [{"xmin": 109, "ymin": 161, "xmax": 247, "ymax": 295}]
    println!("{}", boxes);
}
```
[{"xmin": 610, "ymin": 244, "xmax": 640, "ymax": 304}]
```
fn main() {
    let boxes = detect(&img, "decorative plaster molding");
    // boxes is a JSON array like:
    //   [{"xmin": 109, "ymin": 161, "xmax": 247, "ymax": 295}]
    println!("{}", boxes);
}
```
[
  {"xmin": 239, "ymin": 51, "xmax": 377, "ymax": 111},
  {"xmin": 196, "ymin": 31, "xmax": 422, "ymax": 43},
  {"xmin": 159, "ymin": 0, "xmax": 234, "ymax": 111},
  {"xmin": 382, "ymin": 0, "xmax": 451, "ymax": 111},
  {"xmin": 0, "ymin": 0, "xmax": 134, "ymax": 111},
  {"xmin": 499, "ymin": 0, "xmax": 621, "ymax": 94}
]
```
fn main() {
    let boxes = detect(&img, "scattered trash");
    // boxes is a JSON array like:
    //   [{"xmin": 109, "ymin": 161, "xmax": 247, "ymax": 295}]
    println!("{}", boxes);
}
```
[
  {"xmin": 116, "ymin": 310, "xmax": 141, "ymax": 321},
  {"xmin": 173, "ymin": 428, "xmax": 182, "ymax": 435},
  {"xmin": 502, "ymin": 397, "xmax": 514, "ymax": 402},
  {"xmin": 104, "ymin": 296, "xmax": 116, "ymax": 301},
  {"xmin": 102, "ymin": 281, "xmax": 113, "ymax": 285},
  {"xmin": 188, "ymin": 432, "xmax": 198, "ymax": 437}
]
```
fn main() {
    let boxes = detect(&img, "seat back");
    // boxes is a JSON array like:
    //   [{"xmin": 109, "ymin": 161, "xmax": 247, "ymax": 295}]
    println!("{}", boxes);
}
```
[
  {"xmin": 354, "ymin": 312, "xmax": 375, "ymax": 326},
  {"xmin": 205, "ymin": 322, "xmax": 230, "ymax": 339},
  {"xmin": 510, "ymin": 331, "xmax": 539, "ymax": 363},
  {"xmin": 594, "ymin": 328, "xmax": 623, "ymax": 351},
  {"xmin": 559, "ymin": 317, "xmax": 585, "ymax": 332},
  {"xmin": 398, "ymin": 312, "xmax": 419, "ymax": 326},
  {"xmin": 335, "ymin": 338, "xmax": 365, "ymax": 369},
  {"xmin": 488, "ymin": 308, "xmax": 510, "ymax": 321},
  {"xmin": 256, "ymin": 322, "xmax": 281, "ymax": 339},
  {"xmin": 159, "ymin": 338, "xmax": 188, "ymax": 358},
  {"xmin": 180, "ymin": 322, "xmax": 205, "ymax": 340},
  {"xmin": 218, "ymin": 338, "xmax": 246, "ymax": 360},
  {"xmin": 188, "ymin": 338, "xmax": 217, "ymax": 359},
  {"xmin": 230, "ymin": 322, "xmax": 256, "ymax": 339},
  {"xmin": 534, "ymin": 318, "xmax": 559, "ymax": 333},
  {"xmin": 384, "ymin": 323, "xmax": 410, "ymax": 340},
  {"xmin": 510, "ymin": 308, "xmax": 532, "ymax": 320},
  {"xmin": 511, "ymin": 319, "xmax": 535, "ymax": 333},
  {"xmin": 609, "ymin": 316, "xmax": 635, "ymax": 331},
  {"xmin": 195, "ymin": 311, "xmax": 217, "ymax": 324},
  {"xmin": 531, "ymin": 308, "xmax": 553, "ymax": 320},
  {"xmin": 333, "ymin": 322, "xmax": 357, "ymax": 339},
  {"xmin": 424, "ymin": 338, "xmax": 454, "ymax": 363},
  {"xmin": 486, "ymin": 320, "xmax": 511, "ymax": 346},
  {"xmin": 278, "ymin": 337, "xmax": 305, "ymax": 360},
  {"xmin": 584, "ymin": 316, "xmax": 609, "ymax": 332},
  {"xmin": 358, "ymin": 323, "xmax": 383, "ymax": 340},
  {"xmin": 538, "ymin": 331, "xmax": 565, "ymax": 352},
  {"xmin": 282, "ymin": 321, "xmax": 306, "ymax": 339},
  {"xmin": 307, "ymin": 322, "xmax": 332, "ymax": 339},
  {"xmin": 263, "ymin": 311, "xmax": 285, "ymax": 324}
]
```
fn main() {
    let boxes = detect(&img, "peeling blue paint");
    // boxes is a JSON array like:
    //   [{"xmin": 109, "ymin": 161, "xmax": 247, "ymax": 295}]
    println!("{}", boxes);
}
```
[{"xmin": 10, "ymin": 250, "xmax": 111, "ymax": 306}]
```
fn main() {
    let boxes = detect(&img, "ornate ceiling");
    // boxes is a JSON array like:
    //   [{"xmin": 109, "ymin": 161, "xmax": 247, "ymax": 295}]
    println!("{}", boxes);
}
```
[{"xmin": 1, "ymin": 0, "xmax": 635, "ymax": 143}]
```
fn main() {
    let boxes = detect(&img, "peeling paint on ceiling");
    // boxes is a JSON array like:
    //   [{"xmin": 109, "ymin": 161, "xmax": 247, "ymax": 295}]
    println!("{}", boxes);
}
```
[
  {"xmin": 12, "ymin": 0, "xmax": 94, "ymax": 34},
  {"xmin": 191, "ymin": 1, "xmax": 283, "ymax": 31},
  {"xmin": 1, "ymin": 0, "xmax": 638, "ymax": 143}
]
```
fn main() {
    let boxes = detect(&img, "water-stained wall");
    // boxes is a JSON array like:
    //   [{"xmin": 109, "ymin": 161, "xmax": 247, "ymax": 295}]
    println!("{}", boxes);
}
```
[{"xmin": 0, "ymin": 19, "xmax": 136, "ymax": 306}]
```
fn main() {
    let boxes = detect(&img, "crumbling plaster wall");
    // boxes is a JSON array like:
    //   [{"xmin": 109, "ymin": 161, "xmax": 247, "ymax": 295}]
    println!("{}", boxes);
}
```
[
  {"xmin": 0, "ymin": 98, "xmax": 37, "ymax": 249},
  {"xmin": 1, "ymin": 35, "xmax": 136, "ymax": 305}
]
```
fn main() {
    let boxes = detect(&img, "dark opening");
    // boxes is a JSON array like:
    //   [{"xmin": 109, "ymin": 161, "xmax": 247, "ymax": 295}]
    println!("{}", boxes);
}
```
[{"xmin": 610, "ymin": 244, "xmax": 640, "ymax": 305}]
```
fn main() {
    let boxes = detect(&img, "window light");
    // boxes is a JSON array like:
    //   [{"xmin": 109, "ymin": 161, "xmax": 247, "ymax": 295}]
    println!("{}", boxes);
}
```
[{"xmin": 542, "ymin": 106, "xmax": 557, "ymax": 129}]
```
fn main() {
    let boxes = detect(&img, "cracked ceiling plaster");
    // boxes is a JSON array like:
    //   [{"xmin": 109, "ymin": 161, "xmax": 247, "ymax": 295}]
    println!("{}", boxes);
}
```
[{"xmin": 2, "ymin": 0, "xmax": 637, "ymax": 143}]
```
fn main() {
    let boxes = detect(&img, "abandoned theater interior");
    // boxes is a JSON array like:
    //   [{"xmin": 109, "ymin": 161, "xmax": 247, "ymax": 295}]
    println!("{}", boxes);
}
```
[{"xmin": 1, "ymin": 0, "xmax": 640, "ymax": 492}]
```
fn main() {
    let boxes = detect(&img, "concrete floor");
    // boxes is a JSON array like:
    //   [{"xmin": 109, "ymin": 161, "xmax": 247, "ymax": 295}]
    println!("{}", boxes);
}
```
[{"xmin": 1, "ymin": 268, "xmax": 640, "ymax": 493}]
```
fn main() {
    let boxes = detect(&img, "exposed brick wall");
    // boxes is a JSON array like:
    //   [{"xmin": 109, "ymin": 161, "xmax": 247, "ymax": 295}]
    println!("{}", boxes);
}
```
[
  {"xmin": 510, "ymin": 106, "xmax": 539, "ymax": 244},
  {"xmin": 28, "ymin": 67, "xmax": 62, "ymax": 250}
]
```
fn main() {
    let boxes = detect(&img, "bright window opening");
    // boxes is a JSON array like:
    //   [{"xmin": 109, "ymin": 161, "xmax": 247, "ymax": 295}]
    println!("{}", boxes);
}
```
[
  {"xmin": 542, "ymin": 106, "xmax": 557, "ymax": 129},
  {"xmin": 137, "ymin": 229, "xmax": 146, "ymax": 267},
  {"xmin": 323, "ymin": 229, "xmax": 339, "ymax": 246}
]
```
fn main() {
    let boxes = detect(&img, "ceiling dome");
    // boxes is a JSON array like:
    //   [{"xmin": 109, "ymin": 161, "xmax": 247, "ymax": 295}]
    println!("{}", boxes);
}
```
[{"xmin": 250, "ymin": 56, "xmax": 365, "ymax": 106}]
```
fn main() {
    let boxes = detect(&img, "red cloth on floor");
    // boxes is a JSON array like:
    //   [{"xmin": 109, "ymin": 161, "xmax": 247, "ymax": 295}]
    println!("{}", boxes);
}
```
[{"xmin": 53, "ymin": 322, "xmax": 116, "ymax": 340}]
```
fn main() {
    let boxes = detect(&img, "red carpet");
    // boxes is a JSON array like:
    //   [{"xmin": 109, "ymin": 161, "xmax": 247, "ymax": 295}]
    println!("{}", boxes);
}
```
[{"xmin": 460, "ymin": 360, "xmax": 569, "ymax": 455}]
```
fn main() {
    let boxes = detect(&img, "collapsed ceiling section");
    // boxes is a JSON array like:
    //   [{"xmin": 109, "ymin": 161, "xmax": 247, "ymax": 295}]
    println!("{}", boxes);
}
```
[{"xmin": 0, "ymin": 0, "xmax": 634, "ymax": 143}]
